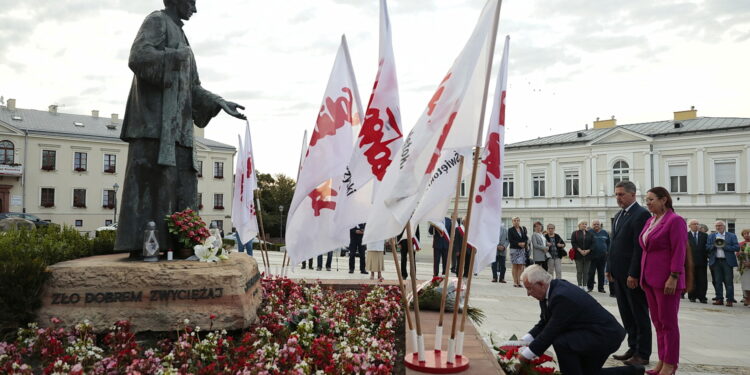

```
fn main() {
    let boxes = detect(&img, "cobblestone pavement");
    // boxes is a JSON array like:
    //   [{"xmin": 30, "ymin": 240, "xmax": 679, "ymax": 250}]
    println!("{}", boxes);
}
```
[{"xmin": 260, "ymin": 250, "xmax": 750, "ymax": 374}]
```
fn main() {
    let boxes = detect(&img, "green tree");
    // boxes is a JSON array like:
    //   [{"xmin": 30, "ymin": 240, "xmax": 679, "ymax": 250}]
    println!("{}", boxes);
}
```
[{"xmin": 256, "ymin": 172, "xmax": 295, "ymax": 243}]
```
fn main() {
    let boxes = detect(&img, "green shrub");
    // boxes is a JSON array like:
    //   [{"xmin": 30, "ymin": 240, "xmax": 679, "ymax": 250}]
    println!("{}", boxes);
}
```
[
  {"xmin": 223, "ymin": 237, "xmax": 236, "ymax": 247},
  {"xmin": 92, "ymin": 230, "xmax": 116, "ymax": 255},
  {"xmin": 0, "ymin": 226, "xmax": 94, "ymax": 340}
]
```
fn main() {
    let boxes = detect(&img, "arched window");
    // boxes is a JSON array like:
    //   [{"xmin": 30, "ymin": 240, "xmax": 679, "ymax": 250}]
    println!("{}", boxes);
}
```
[
  {"xmin": 0, "ymin": 141, "xmax": 14, "ymax": 165},
  {"xmin": 613, "ymin": 160, "xmax": 629, "ymax": 186}
]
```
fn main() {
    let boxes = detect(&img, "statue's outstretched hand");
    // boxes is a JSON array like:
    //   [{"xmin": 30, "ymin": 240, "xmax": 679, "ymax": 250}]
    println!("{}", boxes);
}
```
[{"xmin": 220, "ymin": 100, "xmax": 246, "ymax": 120}]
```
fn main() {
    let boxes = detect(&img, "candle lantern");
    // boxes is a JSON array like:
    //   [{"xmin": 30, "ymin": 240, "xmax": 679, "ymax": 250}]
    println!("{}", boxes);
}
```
[{"xmin": 143, "ymin": 221, "xmax": 160, "ymax": 262}]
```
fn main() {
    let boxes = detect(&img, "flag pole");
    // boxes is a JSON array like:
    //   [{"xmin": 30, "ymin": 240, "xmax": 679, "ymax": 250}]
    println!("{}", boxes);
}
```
[
  {"xmin": 434, "ymin": 155, "xmax": 464, "ymax": 353},
  {"xmin": 405, "ymin": 222, "xmax": 425, "ymax": 362},
  {"xmin": 389, "ymin": 237, "xmax": 416, "ymax": 352},
  {"xmin": 254, "ymin": 189, "xmax": 271, "ymax": 274},
  {"xmin": 449, "ymin": 0, "xmax": 503, "ymax": 362}
]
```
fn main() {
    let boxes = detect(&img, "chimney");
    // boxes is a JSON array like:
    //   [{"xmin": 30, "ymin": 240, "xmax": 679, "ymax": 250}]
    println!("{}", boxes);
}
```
[
  {"xmin": 111, "ymin": 113, "xmax": 119, "ymax": 122},
  {"xmin": 6, "ymin": 98, "xmax": 15, "ymax": 111},
  {"xmin": 194, "ymin": 125, "xmax": 205, "ymax": 138},
  {"xmin": 593, "ymin": 115, "xmax": 616, "ymax": 129},
  {"xmin": 673, "ymin": 106, "xmax": 697, "ymax": 121},
  {"xmin": 49, "ymin": 105, "xmax": 58, "ymax": 114},
  {"xmin": 92, "ymin": 110, "xmax": 99, "ymax": 118}
]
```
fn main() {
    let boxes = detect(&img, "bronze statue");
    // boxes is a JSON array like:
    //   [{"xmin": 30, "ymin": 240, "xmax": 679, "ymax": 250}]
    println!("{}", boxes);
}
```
[{"xmin": 115, "ymin": 0, "xmax": 245, "ymax": 258}]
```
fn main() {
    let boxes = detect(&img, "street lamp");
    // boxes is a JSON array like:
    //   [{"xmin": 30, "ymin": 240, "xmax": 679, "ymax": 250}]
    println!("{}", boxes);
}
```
[
  {"xmin": 278, "ymin": 205, "xmax": 284, "ymax": 239},
  {"xmin": 113, "ymin": 183, "xmax": 120, "ymax": 225}
]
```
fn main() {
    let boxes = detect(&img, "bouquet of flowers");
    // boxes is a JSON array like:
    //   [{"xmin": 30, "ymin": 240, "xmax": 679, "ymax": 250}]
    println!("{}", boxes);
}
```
[
  {"xmin": 165, "ymin": 208, "xmax": 210, "ymax": 249},
  {"xmin": 193, "ymin": 236, "xmax": 228, "ymax": 263},
  {"xmin": 414, "ymin": 276, "xmax": 486, "ymax": 324},
  {"xmin": 493, "ymin": 334, "xmax": 559, "ymax": 375}
]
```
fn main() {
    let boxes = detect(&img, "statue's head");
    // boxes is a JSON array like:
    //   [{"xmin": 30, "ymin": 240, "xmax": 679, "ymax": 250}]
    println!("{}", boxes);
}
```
[{"xmin": 164, "ymin": 0, "xmax": 197, "ymax": 21}]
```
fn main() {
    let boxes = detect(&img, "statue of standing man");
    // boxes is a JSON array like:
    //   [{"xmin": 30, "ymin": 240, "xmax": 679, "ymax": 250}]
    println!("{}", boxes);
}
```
[{"xmin": 115, "ymin": 0, "xmax": 246, "ymax": 258}]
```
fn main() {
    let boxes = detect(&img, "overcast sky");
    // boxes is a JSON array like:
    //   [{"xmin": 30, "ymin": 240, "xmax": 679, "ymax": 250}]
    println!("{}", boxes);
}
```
[{"xmin": 2, "ymin": 0, "xmax": 749, "ymax": 177}]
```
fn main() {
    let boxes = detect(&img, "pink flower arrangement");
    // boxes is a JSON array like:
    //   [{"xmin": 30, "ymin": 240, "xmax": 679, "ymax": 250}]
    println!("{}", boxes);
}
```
[
  {"xmin": 165, "ymin": 208, "xmax": 210, "ymax": 249},
  {"xmin": 0, "ymin": 277, "xmax": 403, "ymax": 374}
]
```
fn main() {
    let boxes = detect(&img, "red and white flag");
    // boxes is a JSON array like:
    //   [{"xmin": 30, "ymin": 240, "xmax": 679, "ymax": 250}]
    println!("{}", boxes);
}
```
[
  {"xmin": 335, "ymin": 0, "xmax": 403, "ymax": 243},
  {"xmin": 231, "ymin": 121, "xmax": 260, "ymax": 244},
  {"xmin": 364, "ymin": 0, "xmax": 500, "ymax": 244},
  {"xmin": 285, "ymin": 36, "xmax": 364, "ymax": 266},
  {"xmin": 410, "ymin": 148, "xmax": 470, "ymax": 231},
  {"xmin": 469, "ymin": 35, "xmax": 509, "ymax": 273}
]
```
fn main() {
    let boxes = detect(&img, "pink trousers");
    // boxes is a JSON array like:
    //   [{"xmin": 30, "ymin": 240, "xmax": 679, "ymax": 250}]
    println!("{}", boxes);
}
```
[{"xmin": 642, "ymin": 281, "xmax": 681, "ymax": 365}]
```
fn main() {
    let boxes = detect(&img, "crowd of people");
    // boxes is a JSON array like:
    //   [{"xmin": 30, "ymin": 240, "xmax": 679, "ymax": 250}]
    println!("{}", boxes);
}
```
[{"xmin": 513, "ymin": 181, "xmax": 750, "ymax": 374}]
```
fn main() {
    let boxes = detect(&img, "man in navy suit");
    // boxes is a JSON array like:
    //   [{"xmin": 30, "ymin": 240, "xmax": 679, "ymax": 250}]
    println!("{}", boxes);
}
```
[
  {"xmin": 605, "ymin": 181, "xmax": 651, "ymax": 366},
  {"xmin": 518, "ymin": 265, "xmax": 644, "ymax": 375},
  {"xmin": 429, "ymin": 217, "xmax": 451, "ymax": 277},
  {"xmin": 706, "ymin": 220, "xmax": 740, "ymax": 306},
  {"xmin": 687, "ymin": 219, "xmax": 709, "ymax": 303},
  {"xmin": 348, "ymin": 223, "xmax": 367, "ymax": 274}
]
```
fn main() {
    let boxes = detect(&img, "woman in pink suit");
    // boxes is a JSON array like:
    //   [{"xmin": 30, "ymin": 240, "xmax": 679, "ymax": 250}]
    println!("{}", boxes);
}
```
[{"xmin": 639, "ymin": 187, "xmax": 687, "ymax": 375}]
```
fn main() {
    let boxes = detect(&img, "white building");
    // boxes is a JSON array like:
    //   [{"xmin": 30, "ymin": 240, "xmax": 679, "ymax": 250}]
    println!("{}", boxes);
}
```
[
  {"xmin": 0, "ymin": 98, "xmax": 235, "ymax": 235},
  {"xmin": 453, "ymin": 108, "xmax": 750, "ymax": 239}
]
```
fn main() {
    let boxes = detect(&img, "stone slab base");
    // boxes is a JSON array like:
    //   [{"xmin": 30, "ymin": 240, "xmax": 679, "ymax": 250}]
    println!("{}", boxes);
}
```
[{"xmin": 37, "ymin": 253, "xmax": 262, "ymax": 332}]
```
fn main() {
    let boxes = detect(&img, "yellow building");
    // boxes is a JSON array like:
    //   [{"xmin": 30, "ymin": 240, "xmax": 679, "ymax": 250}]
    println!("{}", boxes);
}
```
[{"xmin": 0, "ymin": 98, "xmax": 235, "ymax": 235}]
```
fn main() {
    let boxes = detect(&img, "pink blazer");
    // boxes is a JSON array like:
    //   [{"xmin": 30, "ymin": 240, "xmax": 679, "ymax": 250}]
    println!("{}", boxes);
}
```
[{"xmin": 639, "ymin": 210, "xmax": 687, "ymax": 290}]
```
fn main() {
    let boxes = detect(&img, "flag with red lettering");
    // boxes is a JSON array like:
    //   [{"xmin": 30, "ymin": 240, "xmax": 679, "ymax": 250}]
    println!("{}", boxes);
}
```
[
  {"xmin": 231, "ymin": 122, "xmax": 260, "ymax": 244},
  {"xmin": 285, "ymin": 36, "xmax": 364, "ymax": 266},
  {"xmin": 409, "ymin": 148, "xmax": 471, "ymax": 232},
  {"xmin": 469, "ymin": 35, "xmax": 509, "ymax": 273},
  {"xmin": 364, "ymin": 0, "xmax": 500, "ymax": 244},
  {"xmin": 335, "ymin": 0, "xmax": 402, "ymax": 244}
]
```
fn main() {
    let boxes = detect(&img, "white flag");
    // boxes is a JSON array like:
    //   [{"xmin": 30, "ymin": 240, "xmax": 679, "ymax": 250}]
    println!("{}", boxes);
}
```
[
  {"xmin": 363, "ymin": 0, "xmax": 499, "ymax": 244},
  {"xmin": 231, "ymin": 122, "xmax": 260, "ymax": 244},
  {"xmin": 410, "ymin": 148, "xmax": 471, "ymax": 231},
  {"xmin": 469, "ymin": 35, "xmax": 509, "ymax": 273},
  {"xmin": 335, "ymin": 0, "xmax": 403, "ymax": 244},
  {"xmin": 231, "ymin": 136, "xmax": 245, "ymax": 238},
  {"xmin": 285, "ymin": 36, "xmax": 364, "ymax": 266}
]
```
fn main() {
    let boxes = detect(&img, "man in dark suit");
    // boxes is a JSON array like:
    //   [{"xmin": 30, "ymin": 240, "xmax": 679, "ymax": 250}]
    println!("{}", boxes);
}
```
[
  {"xmin": 429, "ymin": 217, "xmax": 451, "ymax": 277},
  {"xmin": 687, "ymin": 219, "xmax": 709, "ymax": 303},
  {"xmin": 605, "ymin": 181, "xmax": 651, "ymax": 366},
  {"xmin": 397, "ymin": 225, "xmax": 421, "ymax": 278},
  {"xmin": 348, "ymin": 223, "xmax": 367, "ymax": 274},
  {"xmin": 518, "ymin": 265, "xmax": 644, "ymax": 375}
]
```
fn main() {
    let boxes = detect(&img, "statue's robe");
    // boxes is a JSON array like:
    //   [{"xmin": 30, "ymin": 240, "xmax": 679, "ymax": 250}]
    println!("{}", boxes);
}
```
[{"xmin": 115, "ymin": 10, "xmax": 222, "ymax": 255}]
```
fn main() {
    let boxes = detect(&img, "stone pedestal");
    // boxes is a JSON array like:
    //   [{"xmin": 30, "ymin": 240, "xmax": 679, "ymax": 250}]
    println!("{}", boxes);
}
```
[{"xmin": 37, "ymin": 252, "xmax": 262, "ymax": 332}]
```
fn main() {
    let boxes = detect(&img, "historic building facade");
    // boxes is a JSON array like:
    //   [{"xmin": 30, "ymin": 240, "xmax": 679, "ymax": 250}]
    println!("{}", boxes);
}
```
[
  {"xmin": 0, "ymin": 99, "xmax": 235, "ymax": 236},
  {"xmin": 454, "ymin": 108, "xmax": 750, "ymax": 239}
]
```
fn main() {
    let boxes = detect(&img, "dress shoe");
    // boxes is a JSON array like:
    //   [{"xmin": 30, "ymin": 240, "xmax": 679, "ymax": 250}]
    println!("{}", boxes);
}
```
[
  {"xmin": 348, "ymin": 270, "xmax": 354, "ymax": 274},
  {"xmin": 623, "ymin": 355, "xmax": 649, "ymax": 366},
  {"xmin": 361, "ymin": 271, "xmax": 369, "ymax": 274},
  {"xmin": 499, "ymin": 280, "xmax": 507, "ymax": 283},
  {"xmin": 326, "ymin": 267, "xmax": 331, "ymax": 271},
  {"xmin": 712, "ymin": 300, "xmax": 723, "ymax": 305},
  {"xmin": 688, "ymin": 298, "xmax": 695, "ymax": 302},
  {"xmin": 726, "ymin": 301, "xmax": 733, "ymax": 307},
  {"xmin": 598, "ymin": 289, "xmax": 606, "ymax": 293},
  {"xmin": 700, "ymin": 299, "xmax": 708, "ymax": 304},
  {"xmin": 612, "ymin": 350, "xmax": 634, "ymax": 361},
  {"xmin": 491, "ymin": 278, "xmax": 498, "ymax": 282}
]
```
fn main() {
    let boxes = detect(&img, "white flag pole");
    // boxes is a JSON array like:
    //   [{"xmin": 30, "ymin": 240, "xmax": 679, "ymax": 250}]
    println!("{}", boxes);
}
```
[
  {"xmin": 435, "ymin": 155, "xmax": 464, "ymax": 352},
  {"xmin": 405, "ymin": 222, "xmax": 425, "ymax": 362},
  {"xmin": 450, "ymin": 0, "xmax": 503, "ymax": 361},
  {"xmin": 389, "ymin": 238, "xmax": 416, "ymax": 351}
]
